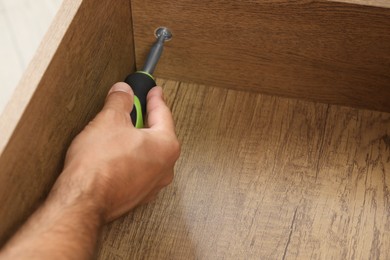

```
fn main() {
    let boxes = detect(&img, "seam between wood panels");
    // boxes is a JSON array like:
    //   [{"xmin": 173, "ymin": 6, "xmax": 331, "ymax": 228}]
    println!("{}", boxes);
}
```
[
  {"xmin": 170, "ymin": 81, "xmax": 181, "ymax": 112},
  {"xmin": 128, "ymin": 0, "xmax": 136, "ymax": 71},
  {"xmin": 315, "ymin": 104, "xmax": 330, "ymax": 182},
  {"xmin": 282, "ymin": 207, "xmax": 298, "ymax": 260}
]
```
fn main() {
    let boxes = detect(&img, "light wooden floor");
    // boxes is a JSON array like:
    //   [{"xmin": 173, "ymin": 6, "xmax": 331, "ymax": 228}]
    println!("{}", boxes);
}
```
[
  {"xmin": 0, "ymin": 0, "xmax": 62, "ymax": 114},
  {"xmin": 97, "ymin": 78, "xmax": 390, "ymax": 259}
]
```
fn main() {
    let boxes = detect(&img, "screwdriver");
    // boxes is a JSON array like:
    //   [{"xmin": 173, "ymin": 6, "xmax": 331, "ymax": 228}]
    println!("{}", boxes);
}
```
[{"xmin": 124, "ymin": 27, "xmax": 172, "ymax": 128}]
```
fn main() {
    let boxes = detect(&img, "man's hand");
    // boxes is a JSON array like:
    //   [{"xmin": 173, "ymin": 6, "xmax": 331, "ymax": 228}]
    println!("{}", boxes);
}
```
[
  {"xmin": 0, "ymin": 83, "xmax": 180, "ymax": 259},
  {"xmin": 57, "ymin": 82, "xmax": 180, "ymax": 222}
]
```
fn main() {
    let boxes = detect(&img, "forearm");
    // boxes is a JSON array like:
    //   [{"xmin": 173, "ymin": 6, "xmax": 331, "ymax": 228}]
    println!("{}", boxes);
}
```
[
  {"xmin": 0, "ymin": 84, "xmax": 179, "ymax": 259},
  {"xmin": 1, "ymin": 167, "xmax": 104, "ymax": 259}
]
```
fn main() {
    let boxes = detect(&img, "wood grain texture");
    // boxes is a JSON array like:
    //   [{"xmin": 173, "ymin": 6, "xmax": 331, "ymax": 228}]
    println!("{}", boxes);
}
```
[
  {"xmin": 131, "ymin": 0, "xmax": 390, "ymax": 112},
  {"xmin": 97, "ymin": 79, "xmax": 390, "ymax": 259},
  {"xmin": 0, "ymin": 0, "xmax": 134, "ymax": 245}
]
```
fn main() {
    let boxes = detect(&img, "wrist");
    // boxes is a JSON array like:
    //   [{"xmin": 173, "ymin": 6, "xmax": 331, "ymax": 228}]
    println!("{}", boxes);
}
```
[{"xmin": 49, "ymin": 163, "xmax": 107, "ymax": 224}]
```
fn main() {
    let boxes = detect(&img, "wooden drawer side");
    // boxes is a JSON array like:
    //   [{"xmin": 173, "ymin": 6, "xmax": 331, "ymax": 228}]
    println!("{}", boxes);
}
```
[{"xmin": 0, "ymin": 0, "xmax": 135, "ymax": 245}]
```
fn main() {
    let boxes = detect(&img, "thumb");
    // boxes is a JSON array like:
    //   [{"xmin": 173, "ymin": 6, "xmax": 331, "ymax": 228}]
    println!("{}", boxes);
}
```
[{"xmin": 103, "ymin": 82, "xmax": 134, "ymax": 114}]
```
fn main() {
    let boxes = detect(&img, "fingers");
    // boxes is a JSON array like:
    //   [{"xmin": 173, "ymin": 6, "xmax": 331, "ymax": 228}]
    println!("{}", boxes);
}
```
[
  {"xmin": 103, "ymin": 82, "xmax": 134, "ymax": 114},
  {"xmin": 146, "ymin": 86, "xmax": 175, "ymax": 132}
]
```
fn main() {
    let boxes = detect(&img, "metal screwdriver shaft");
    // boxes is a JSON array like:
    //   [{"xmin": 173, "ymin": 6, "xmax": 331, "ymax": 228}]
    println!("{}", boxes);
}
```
[{"xmin": 142, "ymin": 27, "xmax": 172, "ymax": 74}]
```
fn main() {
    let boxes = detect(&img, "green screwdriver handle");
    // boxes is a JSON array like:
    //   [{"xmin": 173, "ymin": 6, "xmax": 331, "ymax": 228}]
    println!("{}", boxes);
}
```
[
  {"xmin": 123, "ymin": 27, "xmax": 172, "ymax": 128},
  {"xmin": 125, "ymin": 71, "xmax": 156, "ymax": 128}
]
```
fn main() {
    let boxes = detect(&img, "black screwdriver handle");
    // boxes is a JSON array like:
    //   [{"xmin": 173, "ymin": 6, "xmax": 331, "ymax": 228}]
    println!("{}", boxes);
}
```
[{"xmin": 124, "ymin": 72, "xmax": 156, "ymax": 128}]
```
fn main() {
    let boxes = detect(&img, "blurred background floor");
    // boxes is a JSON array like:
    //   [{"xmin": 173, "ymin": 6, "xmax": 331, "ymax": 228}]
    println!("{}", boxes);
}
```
[{"xmin": 0, "ymin": 0, "xmax": 62, "ymax": 114}]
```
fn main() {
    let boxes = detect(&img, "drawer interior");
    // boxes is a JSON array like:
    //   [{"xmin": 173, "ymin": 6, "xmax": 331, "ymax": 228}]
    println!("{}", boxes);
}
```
[
  {"xmin": 97, "ymin": 78, "xmax": 390, "ymax": 259},
  {"xmin": 0, "ymin": 0, "xmax": 389, "ymax": 258}
]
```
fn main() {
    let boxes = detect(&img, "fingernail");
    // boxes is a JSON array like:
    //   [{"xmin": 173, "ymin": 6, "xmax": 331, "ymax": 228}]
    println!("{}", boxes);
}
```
[{"xmin": 108, "ymin": 83, "xmax": 133, "ymax": 96}]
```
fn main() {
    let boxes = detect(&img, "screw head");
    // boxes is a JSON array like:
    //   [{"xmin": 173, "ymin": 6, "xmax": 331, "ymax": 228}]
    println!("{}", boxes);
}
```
[{"xmin": 155, "ymin": 27, "xmax": 172, "ymax": 41}]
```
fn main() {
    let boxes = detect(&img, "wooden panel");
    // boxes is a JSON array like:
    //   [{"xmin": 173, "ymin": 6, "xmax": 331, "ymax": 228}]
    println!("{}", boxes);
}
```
[
  {"xmin": 97, "ymin": 79, "xmax": 390, "ymax": 259},
  {"xmin": 132, "ymin": 0, "xmax": 390, "ymax": 112},
  {"xmin": 0, "ymin": 0, "xmax": 62, "ymax": 114},
  {"xmin": 0, "ymin": 0, "xmax": 135, "ymax": 245}
]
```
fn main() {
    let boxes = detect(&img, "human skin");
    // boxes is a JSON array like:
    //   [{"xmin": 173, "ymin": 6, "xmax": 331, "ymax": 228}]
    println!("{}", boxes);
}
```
[{"xmin": 0, "ymin": 82, "xmax": 180, "ymax": 259}]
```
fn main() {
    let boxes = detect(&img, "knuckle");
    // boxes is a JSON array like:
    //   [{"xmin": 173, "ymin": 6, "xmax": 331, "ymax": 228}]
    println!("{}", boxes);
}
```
[
  {"xmin": 164, "ymin": 136, "xmax": 181, "ymax": 162},
  {"xmin": 99, "ymin": 108, "xmax": 117, "ymax": 118},
  {"xmin": 170, "ymin": 138, "xmax": 181, "ymax": 160},
  {"xmin": 98, "ymin": 108, "xmax": 129, "ymax": 124},
  {"xmin": 161, "ymin": 173, "xmax": 174, "ymax": 187}
]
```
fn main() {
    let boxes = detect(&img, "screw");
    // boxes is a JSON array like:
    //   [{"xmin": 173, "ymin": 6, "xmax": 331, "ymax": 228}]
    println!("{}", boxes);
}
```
[{"xmin": 155, "ymin": 27, "xmax": 172, "ymax": 42}]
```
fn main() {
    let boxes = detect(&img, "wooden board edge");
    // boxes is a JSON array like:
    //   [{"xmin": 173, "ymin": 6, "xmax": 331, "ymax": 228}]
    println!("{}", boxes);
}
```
[
  {"xmin": 0, "ymin": 0, "xmax": 81, "ymax": 155},
  {"xmin": 0, "ymin": 0, "xmax": 135, "ymax": 245}
]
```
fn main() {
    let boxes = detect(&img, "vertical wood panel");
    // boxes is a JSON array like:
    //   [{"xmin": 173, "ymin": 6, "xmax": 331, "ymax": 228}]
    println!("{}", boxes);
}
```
[
  {"xmin": 131, "ymin": 0, "xmax": 390, "ymax": 112},
  {"xmin": 0, "ymin": 0, "xmax": 135, "ymax": 245}
]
